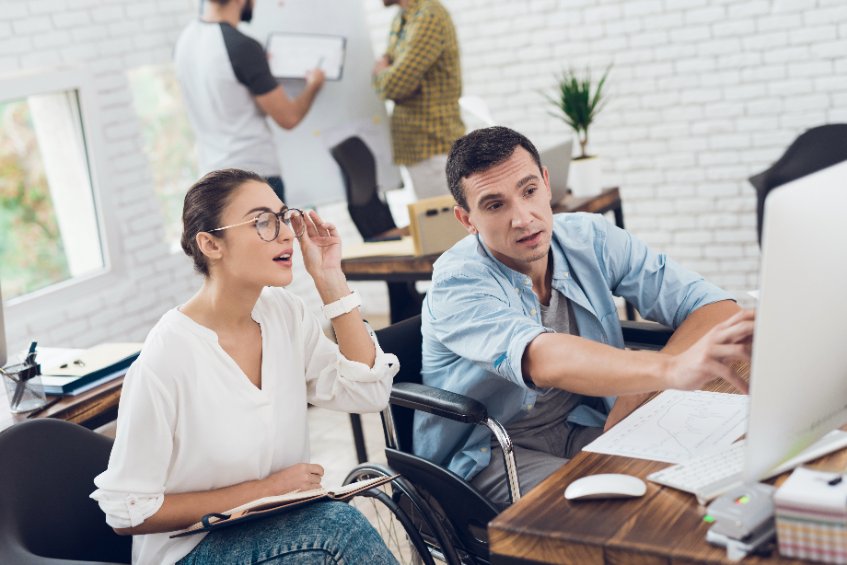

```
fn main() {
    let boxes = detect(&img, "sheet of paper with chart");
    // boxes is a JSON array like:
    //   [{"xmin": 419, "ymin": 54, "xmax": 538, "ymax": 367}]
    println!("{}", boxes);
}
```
[
  {"xmin": 267, "ymin": 33, "xmax": 346, "ymax": 81},
  {"xmin": 583, "ymin": 390, "xmax": 749, "ymax": 464}
]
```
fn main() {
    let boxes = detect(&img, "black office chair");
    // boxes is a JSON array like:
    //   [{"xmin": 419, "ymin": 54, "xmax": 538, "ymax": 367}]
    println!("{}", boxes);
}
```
[
  {"xmin": 330, "ymin": 135, "xmax": 423, "ymax": 324},
  {"xmin": 748, "ymin": 123, "xmax": 847, "ymax": 245},
  {"xmin": 0, "ymin": 418, "xmax": 131, "ymax": 564},
  {"xmin": 344, "ymin": 315, "xmax": 673, "ymax": 564},
  {"xmin": 330, "ymin": 136, "xmax": 399, "ymax": 240}
]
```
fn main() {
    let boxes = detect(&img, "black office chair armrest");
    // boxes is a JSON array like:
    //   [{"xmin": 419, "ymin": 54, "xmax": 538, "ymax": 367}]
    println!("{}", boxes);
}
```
[
  {"xmin": 621, "ymin": 320, "xmax": 673, "ymax": 351},
  {"xmin": 391, "ymin": 382, "xmax": 488, "ymax": 424}
]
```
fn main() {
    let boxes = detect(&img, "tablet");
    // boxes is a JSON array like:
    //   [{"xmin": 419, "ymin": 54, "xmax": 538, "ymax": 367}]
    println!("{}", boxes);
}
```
[{"xmin": 266, "ymin": 32, "xmax": 346, "ymax": 81}]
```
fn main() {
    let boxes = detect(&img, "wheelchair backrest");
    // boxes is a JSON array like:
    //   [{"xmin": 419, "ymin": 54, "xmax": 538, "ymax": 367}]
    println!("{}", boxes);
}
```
[{"xmin": 375, "ymin": 315, "xmax": 423, "ymax": 452}]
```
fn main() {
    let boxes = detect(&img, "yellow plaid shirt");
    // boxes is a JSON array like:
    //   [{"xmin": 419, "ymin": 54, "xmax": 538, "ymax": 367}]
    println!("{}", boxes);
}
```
[{"xmin": 374, "ymin": 0, "xmax": 465, "ymax": 165}]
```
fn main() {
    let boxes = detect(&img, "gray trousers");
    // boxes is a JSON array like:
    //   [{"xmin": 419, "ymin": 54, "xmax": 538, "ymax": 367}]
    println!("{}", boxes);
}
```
[{"xmin": 470, "ymin": 423, "xmax": 603, "ymax": 509}]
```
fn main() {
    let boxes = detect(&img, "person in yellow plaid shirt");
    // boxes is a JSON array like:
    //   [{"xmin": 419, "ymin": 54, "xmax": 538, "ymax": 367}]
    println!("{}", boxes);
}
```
[{"xmin": 373, "ymin": 0, "xmax": 465, "ymax": 199}]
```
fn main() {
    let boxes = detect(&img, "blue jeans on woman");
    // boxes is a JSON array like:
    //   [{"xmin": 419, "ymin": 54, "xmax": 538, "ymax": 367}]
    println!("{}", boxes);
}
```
[{"xmin": 178, "ymin": 501, "xmax": 398, "ymax": 564}]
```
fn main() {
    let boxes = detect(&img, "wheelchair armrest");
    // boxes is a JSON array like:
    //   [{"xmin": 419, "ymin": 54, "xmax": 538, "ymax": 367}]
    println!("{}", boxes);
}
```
[
  {"xmin": 390, "ymin": 382, "xmax": 488, "ymax": 425},
  {"xmin": 621, "ymin": 320, "xmax": 673, "ymax": 350}
]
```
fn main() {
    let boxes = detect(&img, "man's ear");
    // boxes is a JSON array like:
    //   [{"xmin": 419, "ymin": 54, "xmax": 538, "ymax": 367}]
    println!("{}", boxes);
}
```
[
  {"xmin": 196, "ymin": 232, "xmax": 224, "ymax": 263},
  {"xmin": 542, "ymin": 165, "xmax": 552, "ymax": 203},
  {"xmin": 453, "ymin": 205, "xmax": 477, "ymax": 235}
]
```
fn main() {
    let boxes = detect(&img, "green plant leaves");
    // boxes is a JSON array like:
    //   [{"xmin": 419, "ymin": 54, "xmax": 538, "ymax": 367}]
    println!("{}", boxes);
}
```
[{"xmin": 545, "ymin": 65, "xmax": 612, "ymax": 158}]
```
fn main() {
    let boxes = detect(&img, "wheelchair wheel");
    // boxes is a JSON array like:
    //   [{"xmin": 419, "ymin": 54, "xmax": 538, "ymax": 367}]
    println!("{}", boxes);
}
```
[{"xmin": 345, "ymin": 464, "xmax": 460, "ymax": 565}]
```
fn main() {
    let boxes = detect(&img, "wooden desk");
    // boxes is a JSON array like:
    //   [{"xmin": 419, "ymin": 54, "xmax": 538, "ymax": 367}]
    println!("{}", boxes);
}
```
[
  {"xmin": 342, "ymin": 188, "xmax": 629, "ymax": 321},
  {"xmin": 552, "ymin": 186, "xmax": 625, "ymax": 228},
  {"xmin": 0, "ymin": 375, "xmax": 124, "ymax": 433},
  {"xmin": 488, "ymin": 378, "xmax": 847, "ymax": 565}
]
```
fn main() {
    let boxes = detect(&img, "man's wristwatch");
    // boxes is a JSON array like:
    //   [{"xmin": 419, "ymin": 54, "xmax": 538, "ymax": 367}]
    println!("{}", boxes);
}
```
[{"xmin": 322, "ymin": 290, "xmax": 362, "ymax": 320}]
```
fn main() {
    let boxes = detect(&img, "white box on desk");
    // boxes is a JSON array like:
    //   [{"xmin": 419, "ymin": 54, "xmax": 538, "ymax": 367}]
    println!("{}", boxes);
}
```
[{"xmin": 774, "ymin": 467, "xmax": 847, "ymax": 564}]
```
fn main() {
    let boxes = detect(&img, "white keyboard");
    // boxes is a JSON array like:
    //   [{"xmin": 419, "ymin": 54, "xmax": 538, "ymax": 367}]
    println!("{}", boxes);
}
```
[{"xmin": 648, "ymin": 430, "xmax": 847, "ymax": 503}]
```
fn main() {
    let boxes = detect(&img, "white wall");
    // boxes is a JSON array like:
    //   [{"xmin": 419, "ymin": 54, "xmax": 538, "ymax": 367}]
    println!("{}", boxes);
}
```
[
  {"xmin": 0, "ymin": 0, "xmax": 371, "ymax": 357},
  {"xmin": 3, "ymin": 0, "xmax": 201, "ymax": 355},
  {"xmin": 366, "ymin": 0, "xmax": 847, "ymax": 296},
  {"xmin": 2, "ymin": 0, "xmax": 846, "ymax": 354}
]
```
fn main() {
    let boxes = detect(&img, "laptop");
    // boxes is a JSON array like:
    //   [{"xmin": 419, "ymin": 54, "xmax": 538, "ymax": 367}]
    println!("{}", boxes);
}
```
[{"xmin": 539, "ymin": 140, "xmax": 573, "ymax": 205}]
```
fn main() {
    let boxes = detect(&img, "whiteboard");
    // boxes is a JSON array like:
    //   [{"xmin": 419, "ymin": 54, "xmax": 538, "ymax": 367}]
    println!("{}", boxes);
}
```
[{"xmin": 245, "ymin": 0, "xmax": 403, "ymax": 207}]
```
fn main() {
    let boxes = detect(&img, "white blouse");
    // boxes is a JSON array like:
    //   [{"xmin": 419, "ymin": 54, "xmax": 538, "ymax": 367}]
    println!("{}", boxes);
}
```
[{"xmin": 91, "ymin": 287, "xmax": 399, "ymax": 565}]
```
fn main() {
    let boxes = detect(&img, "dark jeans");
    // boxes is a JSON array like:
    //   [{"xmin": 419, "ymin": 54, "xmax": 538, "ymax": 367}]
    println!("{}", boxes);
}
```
[
  {"xmin": 266, "ymin": 176, "xmax": 285, "ymax": 202},
  {"xmin": 178, "ymin": 501, "xmax": 398, "ymax": 565}
]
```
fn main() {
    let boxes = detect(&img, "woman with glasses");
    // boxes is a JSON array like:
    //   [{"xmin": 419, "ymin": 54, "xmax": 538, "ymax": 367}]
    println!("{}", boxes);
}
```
[{"xmin": 92, "ymin": 169, "xmax": 400, "ymax": 565}]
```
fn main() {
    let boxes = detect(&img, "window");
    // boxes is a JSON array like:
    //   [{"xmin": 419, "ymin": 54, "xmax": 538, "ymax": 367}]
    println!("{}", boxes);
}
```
[
  {"xmin": 0, "ymin": 76, "xmax": 105, "ymax": 300},
  {"xmin": 127, "ymin": 64, "xmax": 197, "ymax": 245}
]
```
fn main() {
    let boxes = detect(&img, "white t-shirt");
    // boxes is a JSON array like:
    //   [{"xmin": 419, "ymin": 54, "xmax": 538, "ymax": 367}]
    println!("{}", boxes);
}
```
[
  {"xmin": 91, "ymin": 287, "xmax": 399, "ymax": 565},
  {"xmin": 174, "ymin": 20, "xmax": 281, "ymax": 177}
]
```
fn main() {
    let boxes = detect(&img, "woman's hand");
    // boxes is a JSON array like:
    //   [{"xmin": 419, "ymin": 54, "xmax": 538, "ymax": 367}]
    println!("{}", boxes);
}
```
[
  {"xmin": 263, "ymin": 463, "xmax": 325, "ymax": 495},
  {"xmin": 297, "ymin": 210, "xmax": 342, "ymax": 278},
  {"xmin": 665, "ymin": 309, "xmax": 755, "ymax": 393}
]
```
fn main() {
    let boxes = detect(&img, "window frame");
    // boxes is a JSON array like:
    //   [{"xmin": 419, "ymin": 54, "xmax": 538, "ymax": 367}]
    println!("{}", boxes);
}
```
[{"xmin": 1, "ymin": 69, "xmax": 124, "ymax": 318}]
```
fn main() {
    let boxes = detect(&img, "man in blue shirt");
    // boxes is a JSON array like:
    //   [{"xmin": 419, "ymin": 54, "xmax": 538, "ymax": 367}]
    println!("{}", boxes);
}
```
[{"xmin": 417, "ymin": 126, "xmax": 754, "ymax": 508}]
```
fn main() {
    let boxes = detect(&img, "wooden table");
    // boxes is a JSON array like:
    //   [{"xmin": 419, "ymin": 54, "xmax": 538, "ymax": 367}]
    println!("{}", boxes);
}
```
[
  {"xmin": 0, "ymin": 375, "xmax": 125, "ymax": 433},
  {"xmin": 488, "ymin": 377, "xmax": 847, "ymax": 565},
  {"xmin": 342, "ymin": 187, "xmax": 630, "ymax": 321}
]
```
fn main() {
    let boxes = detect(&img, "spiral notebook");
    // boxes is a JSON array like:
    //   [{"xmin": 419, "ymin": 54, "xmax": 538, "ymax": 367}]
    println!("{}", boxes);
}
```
[{"xmin": 171, "ymin": 474, "xmax": 398, "ymax": 538}]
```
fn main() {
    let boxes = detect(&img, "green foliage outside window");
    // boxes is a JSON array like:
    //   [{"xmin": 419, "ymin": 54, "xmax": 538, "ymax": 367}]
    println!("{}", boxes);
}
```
[
  {"xmin": 0, "ymin": 100, "xmax": 70, "ymax": 298},
  {"xmin": 128, "ymin": 66, "xmax": 197, "ymax": 245}
]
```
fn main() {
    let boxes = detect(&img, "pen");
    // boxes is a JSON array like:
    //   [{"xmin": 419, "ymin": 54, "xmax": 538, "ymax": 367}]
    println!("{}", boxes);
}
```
[
  {"xmin": 26, "ymin": 396, "xmax": 61, "ymax": 419},
  {"xmin": 25, "ymin": 341, "xmax": 38, "ymax": 364}
]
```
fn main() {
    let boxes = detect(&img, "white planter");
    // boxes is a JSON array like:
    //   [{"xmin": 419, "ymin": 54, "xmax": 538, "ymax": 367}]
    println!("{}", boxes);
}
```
[{"xmin": 569, "ymin": 156, "xmax": 603, "ymax": 197}]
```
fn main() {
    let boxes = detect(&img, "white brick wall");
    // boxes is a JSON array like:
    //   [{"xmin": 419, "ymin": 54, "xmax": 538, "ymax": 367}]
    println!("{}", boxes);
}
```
[
  {"xmin": 0, "ymin": 0, "xmax": 365, "ymax": 356},
  {"xmin": 2, "ymin": 0, "xmax": 845, "ymax": 354},
  {"xmin": 2, "ymin": 1, "xmax": 201, "ymax": 355},
  {"xmin": 365, "ymin": 0, "xmax": 847, "ymax": 303}
]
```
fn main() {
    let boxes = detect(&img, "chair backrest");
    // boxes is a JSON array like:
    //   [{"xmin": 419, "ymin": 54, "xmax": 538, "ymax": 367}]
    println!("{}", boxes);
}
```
[
  {"xmin": 749, "ymin": 123, "xmax": 847, "ymax": 244},
  {"xmin": 330, "ymin": 136, "xmax": 397, "ymax": 239},
  {"xmin": 375, "ymin": 315, "xmax": 423, "ymax": 452},
  {"xmin": 0, "ymin": 419, "xmax": 131, "ymax": 564}
]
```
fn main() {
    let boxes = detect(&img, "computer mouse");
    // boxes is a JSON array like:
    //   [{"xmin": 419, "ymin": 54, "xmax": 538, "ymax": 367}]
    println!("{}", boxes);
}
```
[{"xmin": 564, "ymin": 473, "xmax": 647, "ymax": 501}]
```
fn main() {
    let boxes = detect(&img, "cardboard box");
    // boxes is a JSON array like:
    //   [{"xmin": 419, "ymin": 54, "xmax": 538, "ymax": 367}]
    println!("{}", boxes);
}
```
[{"xmin": 407, "ymin": 195, "xmax": 468, "ymax": 256}]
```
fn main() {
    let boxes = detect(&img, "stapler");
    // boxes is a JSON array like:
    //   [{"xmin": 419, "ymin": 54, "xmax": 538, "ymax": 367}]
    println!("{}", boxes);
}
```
[{"xmin": 704, "ymin": 482, "xmax": 776, "ymax": 561}]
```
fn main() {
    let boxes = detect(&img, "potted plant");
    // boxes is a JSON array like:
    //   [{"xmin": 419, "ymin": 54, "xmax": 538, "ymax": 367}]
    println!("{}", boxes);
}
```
[{"xmin": 546, "ymin": 65, "xmax": 611, "ymax": 197}]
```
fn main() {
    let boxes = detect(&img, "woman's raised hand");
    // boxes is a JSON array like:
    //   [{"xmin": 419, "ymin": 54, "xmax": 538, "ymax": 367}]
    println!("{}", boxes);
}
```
[{"xmin": 296, "ymin": 210, "xmax": 342, "ymax": 278}]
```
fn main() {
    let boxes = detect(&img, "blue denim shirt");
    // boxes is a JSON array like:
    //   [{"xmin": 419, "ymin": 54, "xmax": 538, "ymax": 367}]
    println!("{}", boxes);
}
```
[{"xmin": 416, "ymin": 213, "xmax": 733, "ymax": 481}]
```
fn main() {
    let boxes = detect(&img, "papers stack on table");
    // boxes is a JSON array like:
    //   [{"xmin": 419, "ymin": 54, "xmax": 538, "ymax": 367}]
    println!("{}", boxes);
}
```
[
  {"xmin": 774, "ymin": 467, "xmax": 847, "ymax": 564},
  {"xmin": 39, "ymin": 343, "xmax": 142, "ymax": 395}
]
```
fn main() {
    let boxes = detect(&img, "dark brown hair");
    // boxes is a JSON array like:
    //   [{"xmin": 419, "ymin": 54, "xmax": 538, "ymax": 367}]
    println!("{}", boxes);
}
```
[
  {"xmin": 446, "ymin": 126, "xmax": 543, "ymax": 210},
  {"xmin": 180, "ymin": 168, "xmax": 265, "ymax": 276}
]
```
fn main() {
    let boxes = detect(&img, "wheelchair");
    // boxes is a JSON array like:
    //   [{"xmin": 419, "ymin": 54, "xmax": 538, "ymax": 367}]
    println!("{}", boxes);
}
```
[{"xmin": 343, "ymin": 314, "xmax": 672, "ymax": 564}]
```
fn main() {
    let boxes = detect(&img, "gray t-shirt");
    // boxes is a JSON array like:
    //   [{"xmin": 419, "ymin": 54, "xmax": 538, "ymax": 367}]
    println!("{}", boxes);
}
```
[{"xmin": 500, "ymin": 290, "xmax": 588, "ymax": 454}]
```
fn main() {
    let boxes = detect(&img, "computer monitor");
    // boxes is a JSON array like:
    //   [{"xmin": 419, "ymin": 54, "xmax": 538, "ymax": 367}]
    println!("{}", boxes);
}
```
[
  {"xmin": 0, "ymin": 283, "xmax": 6, "ymax": 367},
  {"xmin": 539, "ymin": 140, "xmax": 573, "ymax": 205},
  {"xmin": 743, "ymin": 160, "xmax": 847, "ymax": 482}
]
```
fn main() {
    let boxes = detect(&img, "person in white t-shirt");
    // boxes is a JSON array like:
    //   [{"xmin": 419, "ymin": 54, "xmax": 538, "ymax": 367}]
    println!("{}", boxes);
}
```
[
  {"xmin": 174, "ymin": 0, "xmax": 325, "ymax": 201},
  {"xmin": 91, "ymin": 169, "xmax": 400, "ymax": 565}
]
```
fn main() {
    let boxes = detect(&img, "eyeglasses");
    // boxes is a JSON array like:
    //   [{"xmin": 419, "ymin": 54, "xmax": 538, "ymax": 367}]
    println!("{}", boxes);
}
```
[{"xmin": 206, "ymin": 208, "xmax": 307, "ymax": 241}]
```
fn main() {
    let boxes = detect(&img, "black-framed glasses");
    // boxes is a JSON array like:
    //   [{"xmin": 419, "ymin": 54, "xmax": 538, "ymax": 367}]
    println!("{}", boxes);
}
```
[{"xmin": 206, "ymin": 208, "xmax": 307, "ymax": 241}]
